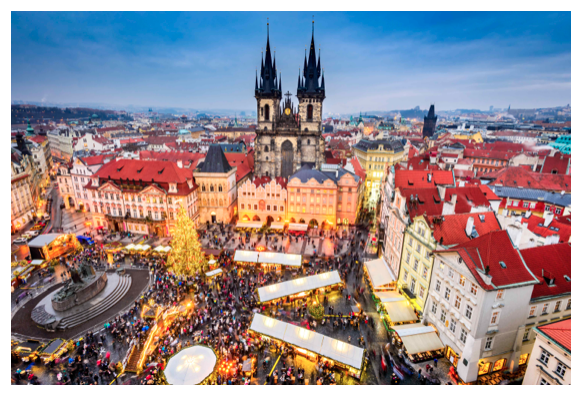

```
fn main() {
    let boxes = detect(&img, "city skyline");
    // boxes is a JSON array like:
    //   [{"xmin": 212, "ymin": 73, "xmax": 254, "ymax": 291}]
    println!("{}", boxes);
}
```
[{"xmin": 12, "ymin": 11, "xmax": 571, "ymax": 113}]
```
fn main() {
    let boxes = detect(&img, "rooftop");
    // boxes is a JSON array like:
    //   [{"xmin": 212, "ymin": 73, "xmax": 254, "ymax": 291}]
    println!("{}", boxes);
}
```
[
  {"xmin": 535, "ymin": 318, "xmax": 571, "ymax": 354},
  {"xmin": 520, "ymin": 243, "xmax": 570, "ymax": 301}
]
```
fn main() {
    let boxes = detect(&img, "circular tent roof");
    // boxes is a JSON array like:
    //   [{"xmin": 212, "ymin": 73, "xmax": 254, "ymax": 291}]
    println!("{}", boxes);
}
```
[
  {"xmin": 164, "ymin": 345, "xmax": 217, "ymax": 385},
  {"xmin": 178, "ymin": 129, "xmax": 190, "ymax": 135}
]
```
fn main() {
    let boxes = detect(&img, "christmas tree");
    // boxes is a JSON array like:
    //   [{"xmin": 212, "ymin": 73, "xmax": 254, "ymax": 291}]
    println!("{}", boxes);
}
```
[{"xmin": 167, "ymin": 206, "xmax": 206, "ymax": 276}]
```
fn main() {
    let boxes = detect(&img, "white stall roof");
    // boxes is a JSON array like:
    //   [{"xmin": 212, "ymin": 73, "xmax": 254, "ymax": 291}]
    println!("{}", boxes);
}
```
[
  {"xmin": 257, "ymin": 271, "xmax": 342, "ymax": 303},
  {"xmin": 374, "ymin": 291, "xmax": 406, "ymax": 303},
  {"xmin": 364, "ymin": 257, "xmax": 394, "ymax": 289},
  {"xmin": 249, "ymin": 313, "xmax": 288, "ymax": 341},
  {"xmin": 164, "ymin": 345, "xmax": 217, "ymax": 385},
  {"xmin": 125, "ymin": 244, "xmax": 136, "ymax": 250},
  {"xmin": 28, "ymin": 233, "xmax": 62, "ymax": 248},
  {"xmin": 236, "ymin": 221, "xmax": 263, "ymax": 229},
  {"xmin": 258, "ymin": 252, "xmax": 302, "ymax": 267},
  {"xmin": 234, "ymin": 250, "xmax": 259, "ymax": 263},
  {"xmin": 383, "ymin": 300, "xmax": 417, "ymax": 323},
  {"xmin": 392, "ymin": 324, "xmax": 444, "ymax": 355},
  {"xmin": 205, "ymin": 268, "xmax": 223, "ymax": 277},
  {"xmin": 392, "ymin": 323, "xmax": 436, "ymax": 337},
  {"xmin": 288, "ymin": 223, "xmax": 308, "ymax": 231},
  {"xmin": 319, "ymin": 337, "xmax": 365, "ymax": 371},
  {"xmin": 283, "ymin": 324, "xmax": 324, "ymax": 352},
  {"xmin": 249, "ymin": 314, "xmax": 364, "ymax": 371},
  {"xmin": 29, "ymin": 260, "xmax": 44, "ymax": 266},
  {"xmin": 269, "ymin": 222, "xmax": 285, "ymax": 230}
]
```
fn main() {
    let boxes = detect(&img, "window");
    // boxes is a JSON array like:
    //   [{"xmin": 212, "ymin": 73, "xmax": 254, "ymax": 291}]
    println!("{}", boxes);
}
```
[
  {"xmin": 523, "ymin": 202, "xmax": 528, "ymax": 208},
  {"xmin": 555, "ymin": 362, "xmax": 567, "ymax": 377},
  {"xmin": 306, "ymin": 104, "xmax": 313, "ymax": 121},
  {"xmin": 419, "ymin": 285, "xmax": 425, "ymax": 299},
  {"xmin": 541, "ymin": 303, "xmax": 549, "ymax": 315},
  {"xmin": 523, "ymin": 328, "xmax": 530, "ymax": 342},
  {"xmin": 408, "ymin": 238, "xmax": 413, "ymax": 247},
  {"xmin": 410, "ymin": 278, "xmax": 416, "ymax": 293},
  {"xmin": 539, "ymin": 350, "xmax": 550, "ymax": 365},
  {"xmin": 539, "ymin": 378, "xmax": 550, "ymax": 385},
  {"xmin": 459, "ymin": 275, "xmax": 466, "ymax": 287},
  {"xmin": 529, "ymin": 306, "xmax": 537, "ymax": 317},
  {"xmin": 413, "ymin": 259, "xmax": 419, "ymax": 271},
  {"xmin": 420, "ymin": 266, "xmax": 428, "ymax": 279},
  {"xmin": 496, "ymin": 289, "xmax": 505, "ymax": 300},
  {"xmin": 566, "ymin": 298, "xmax": 571, "ymax": 310},
  {"xmin": 440, "ymin": 309, "xmax": 446, "ymax": 323},
  {"xmin": 470, "ymin": 283, "xmax": 478, "ymax": 296},
  {"xmin": 459, "ymin": 328, "xmax": 467, "ymax": 344},
  {"xmin": 435, "ymin": 279, "xmax": 441, "ymax": 292},
  {"xmin": 465, "ymin": 305, "xmax": 473, "ymax": 320},
  {"xmin": 449, "ymin": 319, "xmax": 456, "ymax": 333},
  {"xmin": 240, "ymin": 204, "xmax": 244, "ymax": 209},
  {"xmin": 554, "ymin": 300, "xmax": 561, "ymax": 312},
  {"xmin": 416, "ymin": 244, "xmax": 421, "ymax": 254},
  {"xmin": 484, "ymin": 337, "xmax": 493, "ymax": 351},
  {"xmin": 431, "ymin": 301, "xmax": 438, "ymax": 315},
  {"xmin": 490, "ymin": 311, "xmax": 500, "ymax": 325},
  {"xmin": 403, "ymin": 270, "xmax": 408, "ymax": 281},
  {"xmin": 454, "ymin": 295, "xmax": 462, "ymax": 310},
  {"xmin": 405, "ymin": 253, "xmax": 410, "ymax": 264},
  {"xmin": 264, "ymin": 104, "xmax": 270, "ymax": 121},
  {"xmin": 444, "ymin": 287, "xmax": 451, "ymax": 301},
  {"xmin": 448, "ymin": 268, "xmax": 454, "ymax": 279}
]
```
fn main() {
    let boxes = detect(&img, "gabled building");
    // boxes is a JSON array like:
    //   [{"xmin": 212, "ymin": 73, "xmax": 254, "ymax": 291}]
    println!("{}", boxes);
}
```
[{"xmin": 238, "ymin": 176, "xmax": 288, "ymax": 223}]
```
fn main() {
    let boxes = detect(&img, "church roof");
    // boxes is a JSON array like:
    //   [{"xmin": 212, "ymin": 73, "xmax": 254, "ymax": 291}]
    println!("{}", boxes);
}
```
[{"xmin": 197, "ymin": 144, "xmax": 233, "ymax": 173}]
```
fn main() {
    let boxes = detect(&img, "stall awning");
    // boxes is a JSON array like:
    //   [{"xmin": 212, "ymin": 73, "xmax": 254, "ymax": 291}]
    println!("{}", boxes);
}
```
[
  {"xmin": 125, "ymin": 244, "xmax": 136, "ymax": 250},
  {"xmin": 258, "ymin": 252, "xmax": 302, "ymax": 267},
  {"xmin": 257, "ymin": 270, "xmax": 342, "ymax": 303},
  {"xmin": 269, "ymin": 222, "xmax": 285, "ymax": 230},
  {"xmin": 236, "ymin": 221, "xmax": 263, "ymax": 229},
  {"xmin": 288, "ymin": 223, "xmax": 308, "ymax": 232},
  {"xmin": 319, "ymin": 337, "xmax": 365, "ymax": 371},
  {"xmin": 383, "ymin": 300, "xmax": 417, "ymax": 323},
  {"xmin": 374, "ymin": 291, "xmax": 405, "ymax": 303},
  {"xmin": 205, "ymin": 268, "xmax": 223, "ymax": 277},
  {"xmin": 234, "ymin": 250, "xmax": 259, "ymax": 263},
  {"xmin": 28, "ymin": 233, "xmax": 63, "ymax": 248},
  {"xmin": 29, "ymin": 260, "xmax": 45, "ymax": 266},
  {"xmin": 249, "ymin": 314, "xmax": 364, "ymax": 371},
  {"xmin": 364, "ymin": 257, "xmax": 395, "ymax": 289},
  {"xmin": 249, "ymin": 313, "xmax": 288, "ymax": 341},
  {"xmin": 392, "ymin": 324, "xmax": 444, "ymax": 355}
]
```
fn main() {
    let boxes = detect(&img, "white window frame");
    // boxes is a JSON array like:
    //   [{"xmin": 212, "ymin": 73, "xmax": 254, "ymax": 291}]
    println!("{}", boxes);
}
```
[
  {"xmin": 435, "ymin": 279, "xmax": 441, "ymax": 292},
  {"xmin": 555, "ymin": 362, "xmax": 567, "ymax": 378},
  {"xmin": 465, "ymin": 304, "xmax": 473, "ymax": 320},
  {"xmin": 431, "ymin": 301, "xmax": 438, "ymax": 315},
  {"xmin": 490, "ymin": 311, "xmax": 501, "ymax": 325},
  {"xmin": 444, "ymin": 287, "xmax": 451, "ymax": 301},
  {"xmin": 459, "ymin": 328, "xmax": 467, "ymax": 344},
  {"xmin": 496, "ymin": 289, "xmax": 504, "ymax": 300},
  {"xmin": 484, "ymin": 337, "xmax": 493, "ymax": 351}
]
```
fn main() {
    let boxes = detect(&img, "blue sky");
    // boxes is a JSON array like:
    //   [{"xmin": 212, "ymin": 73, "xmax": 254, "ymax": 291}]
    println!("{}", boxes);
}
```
[{"xmin": 11, "ymin": 11, "xmax": 571, "ymax": 114}]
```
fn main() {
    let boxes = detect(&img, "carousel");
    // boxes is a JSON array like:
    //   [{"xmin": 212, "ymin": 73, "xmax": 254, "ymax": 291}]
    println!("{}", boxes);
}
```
[{"xmin": 163, "ymin": 345, "xmax": 217, "ymax": 385}]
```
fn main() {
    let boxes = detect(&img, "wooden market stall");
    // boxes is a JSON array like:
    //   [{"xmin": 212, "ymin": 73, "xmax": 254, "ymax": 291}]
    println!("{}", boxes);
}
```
[
  {"xmin": 363, "ymin": 257, "xmax": 396, "ymax": 293},
  {"xmin": 256, "ymin": 270, "xmax": 343, "ymax": 304},
  {"xmin": 391, "ymin": 323, "xmax": 445, "ymax": 363}
]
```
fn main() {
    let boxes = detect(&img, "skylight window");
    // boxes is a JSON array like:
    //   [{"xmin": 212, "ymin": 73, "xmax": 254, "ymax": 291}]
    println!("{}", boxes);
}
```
[
  {"xmin": 564, "ymin": 275, "xmax": 570, "ymax": 282},
  {"xmin": 499, "ymin": 261, "xmax": 507, "ymax": 269}
]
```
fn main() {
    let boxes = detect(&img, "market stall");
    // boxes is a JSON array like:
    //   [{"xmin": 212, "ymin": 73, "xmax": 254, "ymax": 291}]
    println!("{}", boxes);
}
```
[
  {"xmin": 269, "ymin": 222, "xmax": 285, "ymax": 231},
  {"xmin": 248, "ymin": 314, "xmax": 366, "ymax": 379},
  {"xmin": 233, "ymin": 250, "xmax": 259, "ymax": 264},
  {"xmin": 256, "ymin": 270, "xmax": 343, "ymax": 304},
  {"xmin": 288, "ymin": 223, "xmax": 308, "ymax": 235},
  {"xmin": 38, "ymin": 338, "xmax": 70, "ymax": 364},
  {"xmin": 258, "ymin": 252, "xmax": 302, "ymax": 272},
  {"xmin": 235, "ymin": 221, "xmax": 263, "ymax": 230},
  {"xmin": 205, "ymin": 268, "xmax": 223, "ymax": 285},
  {"xmin": 28, "ymin": 233, "xmax": 80, "ymax": 261},
  {"xmin": 391, "ymin": 323, "xmax": 445, "ymax": 363},
  {"xmin": 382, "ymin": 299, "xmax": 419, "ymax": 326},
  {"xmin": 364, "ymin": 257, "xmax": 396, "ymax": 292}
]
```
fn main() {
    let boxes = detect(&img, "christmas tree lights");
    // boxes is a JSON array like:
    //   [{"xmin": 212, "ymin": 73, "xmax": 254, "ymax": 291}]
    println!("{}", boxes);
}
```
[{"xmin": 167, "ymin": 206, "xmax": 206, "ymax": 276}]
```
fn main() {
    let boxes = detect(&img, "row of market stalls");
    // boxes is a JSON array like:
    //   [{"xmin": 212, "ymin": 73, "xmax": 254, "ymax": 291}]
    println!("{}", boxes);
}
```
[
  {"xmin": 256, "ymin": 270, "xmax": 343, "ymax": 304},
  {"xmin": 249, "ymin": 313, "xmax": 366, "ymax": 379},
  {"xmin": 235, "ymin": 222, "xmax": 309, "ymax": 235},
  {"xmin": 363, "ymin": 257, "xmax": 444, "ymax": 364},
  {"xmin": 233, "ymin": 250, "xmax": 302, "ymax": 273}
]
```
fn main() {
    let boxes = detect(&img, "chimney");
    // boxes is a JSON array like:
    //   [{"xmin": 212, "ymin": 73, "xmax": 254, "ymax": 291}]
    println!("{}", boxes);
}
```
[
  {"xmin": 427, "ymin": 173, "xmax": 432, "ymax": 183},
  {"xmin": 543, "ymin": 211, "xmax": 555, "ymax": 228},
  {"xmin": 177, "ymin": 160, "xmax": 183, "ymax": 168},
  {"xmin": 465, "ymin": 216, "xmax": 475, "ymax": 238}
]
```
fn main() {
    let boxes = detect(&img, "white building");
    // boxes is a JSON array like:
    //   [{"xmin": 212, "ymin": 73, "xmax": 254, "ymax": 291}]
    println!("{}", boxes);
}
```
[
  {"xmin": 522, "ymin": 318, "xmax": 570, "ymax": 385},
  {"xmin": 424, "ymin": 230, "xmax": 540, "ymax": 383},
  {"xmin": 73, "ymin": 133, "xmax": 114, "ymax": 152}
]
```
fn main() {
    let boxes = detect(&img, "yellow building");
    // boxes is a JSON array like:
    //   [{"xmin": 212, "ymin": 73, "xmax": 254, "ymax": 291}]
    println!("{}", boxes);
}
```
[
  {"xmin": 453, "ymin": 131, "xmax": 483, "ymax": 143},
  {"xmin": 398, "ymin": 214, "xmax": 436, "ymax": 314},
  {"xmin": 352, "ymin": 139, "xmax": 405, "ymax": 208}
]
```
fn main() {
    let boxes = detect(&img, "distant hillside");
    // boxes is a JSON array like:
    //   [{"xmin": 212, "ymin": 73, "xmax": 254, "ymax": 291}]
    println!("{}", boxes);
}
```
[{"xmin": 11, "ymin": 105, "xmax": 131, "ymax": 124}]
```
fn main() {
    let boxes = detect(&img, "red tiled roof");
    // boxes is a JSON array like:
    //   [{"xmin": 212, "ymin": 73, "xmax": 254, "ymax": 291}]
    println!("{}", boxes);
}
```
[
  {"xmin": 27, "ymin": 135, "xmax": 47, "ymax": 144},
  {"xmin": 520, "ymin": 243, "xmax": 570, "ymax": 300},
  {"xmin": 394, "ymin": 170, "xmax": 454, "ymax": 189},
  {"xmin": 351, "ymin": 156, "xmax": 366, "ymax": 180},
  {"xmin": 464, "ymin": 148, "xmax": 518, "ymax": 161},
  {"xmin": 439, "ymin": 230, "xmax": 539, "ymax": 290},
  {"xmin": 147, "ymin": 135, "xmax": 178, "ymax": 145},
  {"xmin": 399, "ymin": 188, "xmax": 443, "ymax": 219},
  {"xmin": 521, "ymin": 215, "xmax": 571, "ymax": 243},
  {"xmin": 483, "ymin": 166, "xmax": 571, "ymax": 192},
  {"xmin": 81, "ymin": 154, "xmax": 115, "ymax": 166},
  {"xmin": 252, "ymin": 176, "xmax": 288, "ymax": 190},
  {"xmin": 407, "ymin": 155, "xmax": 438, "ymax": 171},
  {"xmin": 225, "ymin": 153, "xmax": 254, "ymax": 183},
  {"xmin": 93, "ymin": 136, "xmax": 111, "ymax": 144},
  {"xmin": 11, "ymin": 174, "xmax": 30, "ymax": 183},
  {"xmin": 441, "ymin": 152, "xmax": 459, "ymax": 158},
  {"xmin": 97, "ymin": 126, "xmax": 125, "ymax": 133},
  {"xmin": 92, "ymin": 159, "xmax": 193, "ymax": 185},
  {"xmin": 426, "ymin": 211, "xmax": 501, "ymax": 246},
  {"xmin": 535, "ymin": 318, "xmax": 571, "ymax": 353},
  {"xmin": 478, "ymin": 184, "xmax": 501, "ymax": 201},
  {"xmin": 456, "ymin": 158, "xmax": 472, "ymax": 165},
  {"xmin": 453, "ymin": 169, "xmax": 476, "ymax": 179},
  {"xmin": 140, "ymin": 150, "xmax": 206, "ymax": 169},
  {"xmin": 541, "ymin": 154, "xmax": 570, "ymax": 175}
]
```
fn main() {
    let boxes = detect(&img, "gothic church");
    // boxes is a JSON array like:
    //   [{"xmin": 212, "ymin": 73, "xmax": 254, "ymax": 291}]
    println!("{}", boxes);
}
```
[{"xmin": 254, "ymin": 22, "xmax": 326, "ymax": 179}]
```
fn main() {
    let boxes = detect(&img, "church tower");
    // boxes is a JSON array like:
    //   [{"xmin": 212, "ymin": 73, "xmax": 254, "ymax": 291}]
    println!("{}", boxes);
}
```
[
  {"xmin": 422, "ymin": 104, "xmax": 437, "ymax": 138},
  {"xmin": 296, "ymin": 20, "xmax": 326, "ymax": 169}
]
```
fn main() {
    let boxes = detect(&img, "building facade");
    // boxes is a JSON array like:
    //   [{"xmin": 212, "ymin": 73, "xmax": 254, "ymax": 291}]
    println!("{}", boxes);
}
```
[
  {"xmin": 254, "ymin": 23, "xmax": 326, "ymax": 179},
  {"xmin": 11, "ymin": 150, "xmax": 36, "ymax": 232},
  {"xmin": 237, "ymin": 176, "xmax": 287, "ymax": 223}
]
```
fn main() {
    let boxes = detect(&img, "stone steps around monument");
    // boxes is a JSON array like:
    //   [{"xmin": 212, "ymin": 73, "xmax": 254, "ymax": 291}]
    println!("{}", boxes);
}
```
[{"xmin": 56, "ymin": 274, "xmax": 132, "ymax": 329}]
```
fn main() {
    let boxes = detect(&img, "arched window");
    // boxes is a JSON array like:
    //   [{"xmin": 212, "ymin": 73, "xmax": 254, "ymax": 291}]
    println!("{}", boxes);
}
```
[
  {"xmin": 264, "ymin": 104, "xmax": 270, "ymax": 121},
  {"xmin": 307, "ymin": 104, "xmax": 313, "ymax": 120},
  {"xmin": 264, "ymin": 146, "xmax": 269, "ymax": 152},
  {"xmin": 307, "ymin": 139, "xmax": 311, "ymax": 145},
  {"xmin": 266, "ymin": 156, "xmax": 269, "ymax": 161},
  {"xmin": 210, "ymin": 184, "xmax": 214, "ymax": 192},
  {"xmin": 218, "ymin": 185, "xmax": 223, "ymax": 192},
  {"xmin": 202, "ymin": 184, "xmax": 206, "ymax": 192}
]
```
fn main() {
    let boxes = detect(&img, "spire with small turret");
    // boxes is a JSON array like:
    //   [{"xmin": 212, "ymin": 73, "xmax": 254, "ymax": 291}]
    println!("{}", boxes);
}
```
[{"xmin": 255, "ymin": 21, "xmax": 281, "ymax": 99}]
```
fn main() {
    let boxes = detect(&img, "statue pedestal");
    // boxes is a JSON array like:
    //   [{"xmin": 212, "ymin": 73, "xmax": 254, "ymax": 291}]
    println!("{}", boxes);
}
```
[{"xmin": 51, "ymin": 272, "xmax": 108, "ymax": 312}]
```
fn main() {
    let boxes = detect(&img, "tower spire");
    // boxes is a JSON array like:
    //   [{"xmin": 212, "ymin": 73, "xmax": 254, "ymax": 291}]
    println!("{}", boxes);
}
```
[{"xmin": 297, "ymin": 68, "xmax": 301, "ymax": 90}]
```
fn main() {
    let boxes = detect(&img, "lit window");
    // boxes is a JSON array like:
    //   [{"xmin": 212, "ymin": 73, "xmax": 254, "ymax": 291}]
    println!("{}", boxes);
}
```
[
  {"xmin": 496, "ymin": 289, "xmax": 504, "ymax": 300},
  {"xmin": 459, "ymin": 275, "xmax": 466, "ymax": 287},
  {"xmin": 444, "ymin": 288, "xmax": 451, "ymax": 301},
  {"xmin": 455, "ymin": 295, "xmax": 462, "ymax": 310},
  {"xmin": 529, "ymin": 306, "xmax": 537, "ymax": 317},
  {"xmin": 484, "ymin": 337, "xmax": 493, "ymax": 351},
  {"xmin": 470, "ymin": 283, "xmax": 478, "ymax": 296},
  {"xmin": 490, "ymin": 311, "xmax": 500, "ymax": 325},
  {"xmin": 523, "ymin": 328, "xmax": 530, "ymax": 342},
  {"xmin": 541, "ymin": 303, "xmax": 550, "ymax": 315}
]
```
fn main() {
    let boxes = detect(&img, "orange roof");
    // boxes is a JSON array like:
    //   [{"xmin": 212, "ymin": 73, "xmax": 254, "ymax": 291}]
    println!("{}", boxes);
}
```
[{"xmin": 536, "ymin": 318, "xmax": 571, "ymax": 353}]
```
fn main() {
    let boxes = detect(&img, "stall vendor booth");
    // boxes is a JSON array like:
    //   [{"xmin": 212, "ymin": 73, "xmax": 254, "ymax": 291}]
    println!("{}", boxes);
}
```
[
  {"xmin": 38, "ymin": 338, "xmax": 70, "ymax": 364},
  {"xmin": 364, "ymin": 257, "xmax": 396, "ymax": 293},
  {"xmin": 391, "ymin": 324, "xmax": 445, "ymax": 363},
  {"xmin": 269, "ymin": 222, "xmax": 285, "ymax": 232},
  {"xmin": 381, "ymin": 293, "xmax": 419, "ymax": 326},
  {"xmin": 11, "ymin": 340, "xmax": 44, "ymax": 362},
  {"xmin": 205, "ymin": 268, "xmax": 223, "ymax": 285},
  {"xmin": 256, "ymin": 270, "xmax": 343, "ymax": 304},
  {"xmin": 233, "ymin": 250, "xmax": 259, "ymax": 273},
  {"xmin": 235, "ymin": 221, "xmax": 263, "ymax": 231},
  {"xmin": 249, "ymin": 313, "xmax": 366, "ymax": 379},
  {"xmin": 28, "ymin": 233, "xmax": 80, "ymax": 261},
  {"xmin": 258, "ymin": 252, "xmax": 301, "ymax": 273},
  {"xmin": 288, "ymin": 223, "xmax": 308, "ymax": 235}
]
